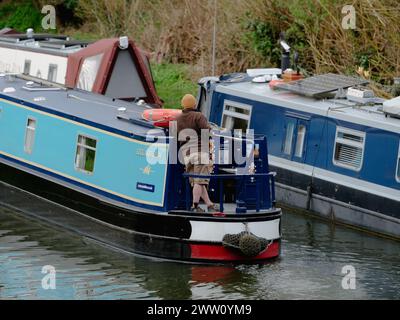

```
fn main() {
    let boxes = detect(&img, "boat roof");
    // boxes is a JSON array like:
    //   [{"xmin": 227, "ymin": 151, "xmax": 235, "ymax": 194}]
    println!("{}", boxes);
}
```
[
  {"xmin": 215, "ymin": 79, "xmax": 400, "ymax": 134},
  {"xmin": 0, "ymin": 75, "xmax": 162, "ymax": 140},
  {"xmin": 0, "ymin": 32, "xmax": 87, "ymax": 56},
  {"xmin": 0, "ymin": 29, "xmax": 162, "ymax": 106}
]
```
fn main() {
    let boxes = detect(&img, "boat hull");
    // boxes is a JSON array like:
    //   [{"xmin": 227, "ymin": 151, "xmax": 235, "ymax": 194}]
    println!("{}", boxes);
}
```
[
  {"xmin": 271, "ymin": 165, "xmax": 400, "ymax": 240},
  {"xmin": 0, "ymin": 161, "xmax": 281, "ymax": 263}
]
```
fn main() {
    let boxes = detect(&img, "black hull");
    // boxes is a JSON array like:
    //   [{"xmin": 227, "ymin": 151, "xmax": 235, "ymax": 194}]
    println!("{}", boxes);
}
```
[
  {"xmin": 271, "ymin": 165, "xmax": 400, "ymax": 240},
  {"xmin": 0, "ymin": 161, "xmax": 282, "ymax": 263}
]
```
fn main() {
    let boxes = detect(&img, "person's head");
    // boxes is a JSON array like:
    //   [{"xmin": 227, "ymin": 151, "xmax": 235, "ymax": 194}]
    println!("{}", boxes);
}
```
[{"xmin": 181, "ymin": 94, "xmax": 197, "ymax": 110}]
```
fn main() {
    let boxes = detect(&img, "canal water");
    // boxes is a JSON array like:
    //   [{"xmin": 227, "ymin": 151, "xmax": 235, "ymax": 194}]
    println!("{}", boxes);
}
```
[{"xmin": 0, "ymin": 205, "xmax": 399, "ymax": 300}]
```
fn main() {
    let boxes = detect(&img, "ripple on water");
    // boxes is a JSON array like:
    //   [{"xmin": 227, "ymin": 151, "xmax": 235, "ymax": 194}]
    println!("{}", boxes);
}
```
[{"xmin": 0, "ymin": 206, "xmax": 399, "ymax": 300}]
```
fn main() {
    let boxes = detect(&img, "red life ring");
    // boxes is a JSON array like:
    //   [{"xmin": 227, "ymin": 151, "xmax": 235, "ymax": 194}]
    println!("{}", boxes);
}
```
[{"xmin": 142, "ymin": 109, "xmax": 182, "ymax": 127}]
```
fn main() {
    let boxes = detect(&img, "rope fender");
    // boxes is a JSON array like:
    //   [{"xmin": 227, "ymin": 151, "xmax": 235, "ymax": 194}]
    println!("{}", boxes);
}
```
[{"xmin": 222, "ymin": 231, "xmax": 271, "ymax": 257}]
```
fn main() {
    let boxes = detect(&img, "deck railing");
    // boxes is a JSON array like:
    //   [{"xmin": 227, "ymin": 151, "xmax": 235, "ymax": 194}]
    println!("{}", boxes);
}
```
[{"xmin": 182, "ymin": 172, "xmax": 276, "ymax": 213}]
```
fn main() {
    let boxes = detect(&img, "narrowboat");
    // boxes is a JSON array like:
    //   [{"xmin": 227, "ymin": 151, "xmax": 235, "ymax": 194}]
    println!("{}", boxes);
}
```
[
  {"xmin": 0, "ymin": 72, "xmax": 282, "ymax": 263},
  {"xmin": 198, "ymin": 70, "xmax": 400, "ymax": 240},
  {"xmin": 0, "ymin": 28, "xmax": 161, "ymax": 105}
]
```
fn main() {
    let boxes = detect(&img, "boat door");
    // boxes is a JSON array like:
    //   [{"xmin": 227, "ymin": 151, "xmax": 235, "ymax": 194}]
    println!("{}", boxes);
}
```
[{"xmin": 282, "ymin": 116, "xmax": 309, "ymax": 163}]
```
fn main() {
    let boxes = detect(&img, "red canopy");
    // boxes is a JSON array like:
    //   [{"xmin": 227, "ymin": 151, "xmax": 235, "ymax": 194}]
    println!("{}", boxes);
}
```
[
  {"xmin": 65, "ymin": 38, "xmax": 162, "ymax": 107},
  {"xmin": 0, "ymin": 28, "xmax": 19, "ymax": 35}
]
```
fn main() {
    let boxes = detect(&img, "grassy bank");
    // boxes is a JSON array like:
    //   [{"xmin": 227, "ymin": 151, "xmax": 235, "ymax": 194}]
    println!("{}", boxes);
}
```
[{"xmin": 151, "ymin": 63, "xmax": 198, "ymax": 109}]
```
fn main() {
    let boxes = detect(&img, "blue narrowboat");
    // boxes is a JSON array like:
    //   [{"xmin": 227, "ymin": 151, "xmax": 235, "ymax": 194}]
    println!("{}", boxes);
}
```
[
  {"xmin": 0, "ymin": 73, "xmax": 282, "ymax": 263},
  {"xmin": 198, "ymin": 71, "xmax": 400, "ymax": 240}
]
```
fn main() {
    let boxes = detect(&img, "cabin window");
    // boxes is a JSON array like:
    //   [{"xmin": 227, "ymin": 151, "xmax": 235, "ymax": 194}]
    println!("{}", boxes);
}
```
[
  {"xmin": 221, "ymin": 100, "xmax": 252, "ymax": 132},
  {"xmin": 396, "ymin": 146, "xmax": 400, "ymax": 182},
  {"xmin": 77, "ymin": 54, "xmax": 104, "ymax": 92},
  {"xmin": 333, "ymin": 127, "xmax": 365, "ymax": 171},
  {"xmin": 47, "ymin": 64, "xmax": 58, "ymax": 82},
  {"xmin": 283, "ymin": 122, "xmax": 295, "ymax": 155},
  {"xmin": 75, "ymin": 135, "xmax": 97, "ymax": 174},
  {"xmin": 24, "ymin": 118, "xmax": 36, "ymax": 154},
  {"xmin": 23, "ymin": 60, "xmax": 31, "ymax": 75},
  {"xmin": 294, "ymin": 124, "xmax": 306, "ymax": 158},
  {"xmin": 282, "ymin": 117, "xmax": 308, "ymax": 160}
]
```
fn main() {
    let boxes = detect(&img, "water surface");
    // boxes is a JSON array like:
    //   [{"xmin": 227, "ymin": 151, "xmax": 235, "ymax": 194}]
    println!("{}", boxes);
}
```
[{"xmin": 0, "ymin": 206, "xmax": 399, "ymax": 300}]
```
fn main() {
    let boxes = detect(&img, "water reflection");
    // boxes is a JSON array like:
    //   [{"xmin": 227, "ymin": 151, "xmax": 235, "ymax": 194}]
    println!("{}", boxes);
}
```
[{"xmin": 0, "ymin": 206, "xmax": 399, "ymax": 300}]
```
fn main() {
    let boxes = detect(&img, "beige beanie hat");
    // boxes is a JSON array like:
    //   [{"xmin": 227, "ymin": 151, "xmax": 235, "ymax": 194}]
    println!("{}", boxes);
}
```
[{"xmin": 181, "ymin": 94, "xmax": 197, "ymax": 109}]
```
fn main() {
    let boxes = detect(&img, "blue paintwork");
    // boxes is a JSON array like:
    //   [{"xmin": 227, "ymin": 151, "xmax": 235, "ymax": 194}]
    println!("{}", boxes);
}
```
[
  {"xmin": 209, "ymin": 91, "xmax": 400, "ymax": 190},
  {"xmin": 0, "ymin": 97, "xmax": 169, "ymax": 211},
  {"xmin": 0, "ymin": 88, "xmax": 278, "ymax": 214}
]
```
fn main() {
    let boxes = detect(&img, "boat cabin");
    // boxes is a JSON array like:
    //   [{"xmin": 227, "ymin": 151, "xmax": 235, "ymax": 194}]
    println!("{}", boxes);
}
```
[
  {"xmin": 0, "ymin": 28, "xmax": 161, "ymax": 106},
  {"xmin": 0, "ymin": 74, "xmax": 278, "ymax": 214}
]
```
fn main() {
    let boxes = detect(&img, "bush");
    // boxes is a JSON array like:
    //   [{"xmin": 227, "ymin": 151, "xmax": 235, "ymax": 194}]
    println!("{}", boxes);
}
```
[{"xmin": 0, "ymin": 1, "xmax": 43, "ymax": 32}]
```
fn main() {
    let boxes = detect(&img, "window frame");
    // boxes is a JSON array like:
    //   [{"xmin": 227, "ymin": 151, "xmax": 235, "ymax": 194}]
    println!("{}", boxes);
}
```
[
  {"xmin": 282, "ymin": 116, "xmax": 308, "ymax": 161},
  {"xmin": 24, "ymin": 117, "xmax": 37, "ymax": 154},
  {"xmin": 74, "ymin": 134, "xmax": 97, "ymax": 175},
  {"xmin": 332, "ymin": 127, "xmax": 366, "ymax": 172},
  {"xmin": 47, "ymin": 64, "xmax": 58, "ymax": 82},
  {"xmin": 23, "ymin": 59, "xmax": 31, "ymax": 75},
  {"xmin": 283, "ymin": 120, "xmax": 295, "ymax": 156},
  {"xmin": 396, "ymin": 143, "xmax": 400, "ymax": 183},
  {"xmin": 77, "ymin": 53, "xmax": 104, "ymax": 92},
  {"xmin": 221, "ymin": 100, "xmax": 252, "ymax": 132},
  {"xmin": 294, "ymin": 123, "xmax": 307, "ymax": 158}
]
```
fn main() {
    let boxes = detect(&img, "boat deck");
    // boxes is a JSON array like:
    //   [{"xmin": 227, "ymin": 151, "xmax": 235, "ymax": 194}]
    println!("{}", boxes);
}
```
[{"xmin": 0, "ymin": 75, "xmax": 156, "ymax": 139}]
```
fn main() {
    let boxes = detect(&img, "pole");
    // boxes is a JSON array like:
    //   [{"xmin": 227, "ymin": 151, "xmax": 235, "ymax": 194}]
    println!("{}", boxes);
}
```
[{"xmin": 212, "ymin": 0, "xmax": 217, "ymax": 76}]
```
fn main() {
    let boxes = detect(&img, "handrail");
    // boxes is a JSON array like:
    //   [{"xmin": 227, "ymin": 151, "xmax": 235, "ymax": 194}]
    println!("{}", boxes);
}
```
[
  {"xmin": 182, "ymin": 172, "xmax": 276, "ymax": 179},
  {"xmin": 182, "ymin": 172, "xmax": 276, "ymax": 213}
]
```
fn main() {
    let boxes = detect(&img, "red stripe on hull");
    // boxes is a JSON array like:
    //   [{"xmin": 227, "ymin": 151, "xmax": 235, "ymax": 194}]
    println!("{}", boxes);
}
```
[{"xmin": 190, "ymin": 241, "xmax": 280, "ymax": 262}]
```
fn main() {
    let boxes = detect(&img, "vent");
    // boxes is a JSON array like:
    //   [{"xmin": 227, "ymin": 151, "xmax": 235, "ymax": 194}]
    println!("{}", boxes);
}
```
[
  {"xmin": 335, "ymin": 144, "xmax": 363, "ymax": 168},
  {"xmin": 333, "ymin": 128, "xmax": 365, "ymax": 171}
]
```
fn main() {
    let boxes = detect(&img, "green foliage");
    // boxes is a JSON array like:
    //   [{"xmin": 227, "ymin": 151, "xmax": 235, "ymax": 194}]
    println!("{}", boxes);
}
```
[
  {"xmin": 64, "ymin": 0, "xmax": 78, "ymax": 10},
  {"xmin": 151, "ymin": 64, "xmax": 198, "ymax": 110},
  {"xmin": 0, "ymin": 1, "xmax": 44, "ymax": 32},
  {"xmin": 244, "ymin": 18, "xmax": 281, "ymax": 66}
]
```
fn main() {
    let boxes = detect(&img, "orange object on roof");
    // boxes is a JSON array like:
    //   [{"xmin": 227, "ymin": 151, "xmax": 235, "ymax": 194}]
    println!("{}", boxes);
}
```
[
  {"xmin": 269, "ymin": 79, "xmax": 285, "ymax": 90},
  {"xmin": 142, "ymin": 108, "xmax": 182, "ymax": 127}
]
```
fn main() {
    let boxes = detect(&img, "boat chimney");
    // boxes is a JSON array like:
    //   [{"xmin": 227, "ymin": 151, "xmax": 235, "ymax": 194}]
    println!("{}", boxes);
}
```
[
  {"xmin": 279, "ymin": 32, "xmax": 291, "ymax": 73},
  {"xmin": 26, "ymin": 28, "xmax": 34, "ymax": 39},
  {"xmin": 119, "ymin": 36, "xmax": 129, "ymax": 50}
]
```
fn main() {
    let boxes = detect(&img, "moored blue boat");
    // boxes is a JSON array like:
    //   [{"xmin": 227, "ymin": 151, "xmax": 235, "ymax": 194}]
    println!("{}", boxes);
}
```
[{"xmin": 198, "ymin": 71, "xmax": 400, "ymax": 240}]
